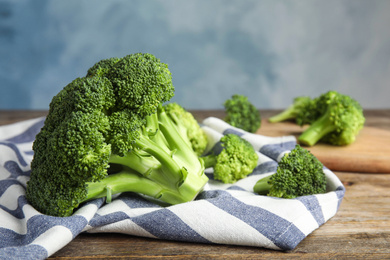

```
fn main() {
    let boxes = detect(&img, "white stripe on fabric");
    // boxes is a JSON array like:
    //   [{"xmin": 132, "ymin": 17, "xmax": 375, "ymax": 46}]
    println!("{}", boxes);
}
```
[
  {"xmin": 31, "ymin": 225, "xmax": 74, "ymax": 257},
  {"xmin": 316, "ymin": 192, "xmax": 340, "ymax": 222},
  {"xmin": 0, "ymin": 208, "xmax": 28, "ymax": 235},
  {"xmin": 0, "ymin": 184, "xmax": 24, "ymax": 211},
  {"xmin": 0, "ymin": 117, "xmax": 44, "ymax": 142},
  {"xmin": 86, "ymin": 218, "xmax": 157, "ymax": 239},
  {"xmin": 236, "ymin": 194, "xmax": 320, "ymax": 236},
  {"xmin": 168, "ymin": 200, "xmax": 280, "ymax": 250}
]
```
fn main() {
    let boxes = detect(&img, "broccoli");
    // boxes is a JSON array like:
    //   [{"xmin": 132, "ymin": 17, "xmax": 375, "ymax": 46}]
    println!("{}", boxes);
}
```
[
  {"xmin": 26, "ymin": 53, "xmax": 208, "ymax": 217},
  {"xmin": 163, "ymin": 102, "xmax": 208, "ymax": 156},
  {"xmin": 298, "ymin": 92, "xmax": 365, "ymax": 146},
  {"xmin": 268, "ymin": 96, "xmax": 316, "ymax": 126},
  {"xmin": 201, "ymin": 134, "xmax": 259, "ymax": 184},
  {"xmin": 253, "ymin": 145, "xmax": 326, "ymax": 198},
  {"xmin": 223, "ymin": 94, "xmax": 261, "ymax": 133}
]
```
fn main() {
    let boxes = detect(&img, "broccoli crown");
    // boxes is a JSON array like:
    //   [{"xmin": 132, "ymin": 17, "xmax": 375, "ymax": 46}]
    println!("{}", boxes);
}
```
[
  {"xmin": 28, "ymin": 77, "xmax": 115, "ymax": 217},
  {"xmin": 164, "ymin": 102, "xmax": 208, "ymax": 156},
  {"xmin": 298, "ymin": 92, "xmax": 365, "ymax": 146},
  {"xmin": 26, "ymin": 53, "xmax": 208, "ymax": 217},
  {"xmin": 202, "ymin": 134, "xmax": 258, "ymax": 184},
  {"xmin": 253, "ymin": 145, "xmax": 326, "ymax": 198},
  {"xmin": 223, "ymin": 94, "xmax": 261, "ymax": 133},
  {"xmin": 312, "ymin": 90, "xmax": 339, "ymax": 116}
]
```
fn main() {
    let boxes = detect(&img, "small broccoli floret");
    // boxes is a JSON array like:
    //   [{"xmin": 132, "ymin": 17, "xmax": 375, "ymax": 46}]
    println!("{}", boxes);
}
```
[
  {"xmin": 253, "ymin": 145, "xmax": 326, "ymax": 198},
  {"xmin": 223, "ymin": 94, "xmax": 261, "ymax": 133},
  {"xmin": 164, "ymin": 102, "xmax": 208, "ymax": 156},
  {"xmin": 201, "ymin": 134, "xmax": 258, "ymax": 184},
  {"xmin": 298, "ymin": 92, "xmax": 365, "ymax": 146},
  {"xmin": 26, "ymin": 53, "xmax": 208, "ymax": 217},
  {"xmin": 269, "ymin": 96, "xmax": 317, "ymax": 126}
]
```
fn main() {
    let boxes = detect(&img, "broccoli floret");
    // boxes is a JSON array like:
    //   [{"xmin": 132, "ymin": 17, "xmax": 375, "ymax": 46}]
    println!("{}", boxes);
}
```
[
  {"xmin": 164, "ymin": 102, "xmax": 208, "ymax": 156},
  {"xmin": 253, "ymin": 145, "xmax": 326, "ymax": 198},
  {"xmin": 26, "ymin": 53, "xmax": 208, "ymax": 217},
  {"xmin": 298, "ymin": 92, "xmax": 365, "ymax": 146},
  {"xmin": 269, "ymin": 96, "xmax": 316, "ymax": 126},
  {"xmin": 223, "ymin": 94, "xmax": 261, "ymax": 133},
  {"xmin": 201, "ymin": 134, "xmax": 258, "ymax": 184}
]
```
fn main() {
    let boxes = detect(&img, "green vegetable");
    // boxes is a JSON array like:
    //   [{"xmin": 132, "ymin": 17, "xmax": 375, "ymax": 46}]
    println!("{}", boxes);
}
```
[
  {"xmin": 201, "ymin": 134, "xmax": 259, "ymax": 184},
  {"xmin": 253, "ymin": 145, "xmax": 326, "ymax": 198},
  {"xmin": 298, "ymin": 92, "xmax": 365, "ymax": 146},
  {"xmin": 26, "ymin": 53, "xmax": 208, "ymax": 217},
  {"xmin": 224, "ymin": 94, "xmax": 261, "ymax": 133},
  {"xmin": 163, "ymin": 102, "xmax": 207, "ymax": 156},
  {"xmin": 268, "ymin": 96, "xmax": 316, "ymax": 126}
]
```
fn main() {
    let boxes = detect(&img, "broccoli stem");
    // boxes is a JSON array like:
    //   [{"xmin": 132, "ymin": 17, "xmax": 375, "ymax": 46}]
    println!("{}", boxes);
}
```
[
  {"xmin": 94, "ymin": 108, "xmax": 209, "ymax": 205},
  {"xmin": 85, "ymin": 170, "xmax": 163, "ymax": 201},
  {"xmin": 298, "ymin": 113, "xmax": 336, "ymax": 146},
  {"xmin": 268, "ymin": 106, "xmax": 297, "ymax": 123},
  {"xmin": 201, "ymin": 155, "xmax": 217, "ymax": 169},
  {"xmin": 253, "ymin": 175, "xmax": 272, "ymax": 195},
  {"xmin": 84, "ymin": 170, "xmax": 207, "ymax": 204}
]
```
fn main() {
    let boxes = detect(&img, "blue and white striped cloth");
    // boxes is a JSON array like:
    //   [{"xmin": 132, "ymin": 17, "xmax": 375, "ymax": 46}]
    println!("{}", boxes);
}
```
[{"xmin": 0, "ymin": 116, "xmax": 345, "ymax": 259}]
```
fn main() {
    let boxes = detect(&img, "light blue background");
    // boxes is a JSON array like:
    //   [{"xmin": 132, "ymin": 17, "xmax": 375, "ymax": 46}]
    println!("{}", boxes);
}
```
[{"xmin": 1, "ymin": 0, "xmax": 389, "ymax": 110}]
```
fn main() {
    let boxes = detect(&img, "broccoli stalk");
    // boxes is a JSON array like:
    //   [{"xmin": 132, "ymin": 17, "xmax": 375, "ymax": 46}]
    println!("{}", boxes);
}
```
[
  {"xmin": 253, "ymin": 145, "xmax": 326, "ymax": 198},
  {"xmin": 298, "ymin": 93, "xmax": 365, "ymax": 146},
  {"xmin": 201, "ymin": 134, "xmax": 258, "ymax": 184},
  {"xmin": 26, "ymin": 53, "xmax": 208, "ymax": 217},
  {"xmin": 164, "ymin": 102, "xmax": 208, "ymax": 156},
  {"xmin": 268, "ymin": 96, "xmax": 314, "ymax": 125},
  {"xmin": 223, "ymin": 94, "xmax": 261, "ymax": 133},
  {"xmin": 104, "ymin": 109, "xmax": 207, "ymax": 204}
]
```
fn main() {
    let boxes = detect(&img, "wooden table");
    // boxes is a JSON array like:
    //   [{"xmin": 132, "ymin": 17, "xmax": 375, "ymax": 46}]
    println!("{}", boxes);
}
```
[{"xmin": 1, "ymin": 109, "xmax": 389, "ymax": 259}]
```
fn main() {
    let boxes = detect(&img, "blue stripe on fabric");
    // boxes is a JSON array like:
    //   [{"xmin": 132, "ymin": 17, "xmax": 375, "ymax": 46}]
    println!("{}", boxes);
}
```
[
  {"xmin": 197, "ymin": 190, "xmax": 232, "ymax": 201},
  {"xmin": 207, "ymin": 192, "xmax": 305, "ymax": 250},
  {"xmin": 0, "ymin": 214, "xmax": 88, "ymax": 248},
  {"xmin": 0, "ymin": 143, "xmax": 28, "ymax": 167},
  {"xmin": 227, "ymin": 185, "xmax": 246, "ymax": 191},
  {"xmin": 295, "ymin": 196, "xmax": 325, "ymax": 226},
  {"xmin": 0, "ymin": 244, "xmax": 48, "ymax": 260},
  {"xmin": 223, "ymin": 128, "xmax": 244, "ymax": 137},
  {"xmin": 335, "ymin": 185, "xmax": 346, "ymax": 210},
  {"xmin": 5, "ymin": 118, "xmax": 45, "ymax": 144},
  {"xmin": 88, "ymin": 211, "xmax": 129, "ymax": 228},
  {"xmin": 249, "ymin": 161, "xmax": 278, "ymax": 176},
  {"xmin": 3, "ymin": 160, "xmax": 31, "ymax": 179},
  {"xmin": 131, "ymin": 209, "xmax": 211, "ymax": 244},
  {"xmin": 259, "ymin": 141, "xmax": 296, "ymax": 161},
  {"xmin": 117, "ymin": 193, "xmax": 161, "ymax": 209},
  {"xmin": 0, "ymin": 179, "xmax": 21, "ymax": 196},
  {"xmin": 205, "ymin": 141, "xmax": 223, "ymax": 156}
]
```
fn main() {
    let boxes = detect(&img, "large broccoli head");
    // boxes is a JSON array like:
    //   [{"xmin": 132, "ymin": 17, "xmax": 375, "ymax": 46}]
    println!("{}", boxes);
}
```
[{"xmin": 27, "ymin": 53, "xmax": 208, "ymax": 217}]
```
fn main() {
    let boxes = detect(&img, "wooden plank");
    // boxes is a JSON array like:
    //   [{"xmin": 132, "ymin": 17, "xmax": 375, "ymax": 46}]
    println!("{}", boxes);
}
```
[{"xmin": 257, "ymin": 120, "xmax": 390, "ymax": 173}]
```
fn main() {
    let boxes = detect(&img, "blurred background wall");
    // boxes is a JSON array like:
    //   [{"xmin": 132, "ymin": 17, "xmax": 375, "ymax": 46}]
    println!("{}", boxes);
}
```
[{"xmin": 1, "ymin": 0, "xmax": 389, "ymax": 110}]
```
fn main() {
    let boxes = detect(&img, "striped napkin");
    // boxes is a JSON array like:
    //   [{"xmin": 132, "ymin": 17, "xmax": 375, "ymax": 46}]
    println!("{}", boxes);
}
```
[{"xmin": 0, "ymin": 116, "xmax": 345, "ymax": 259}]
